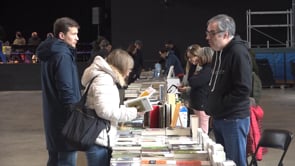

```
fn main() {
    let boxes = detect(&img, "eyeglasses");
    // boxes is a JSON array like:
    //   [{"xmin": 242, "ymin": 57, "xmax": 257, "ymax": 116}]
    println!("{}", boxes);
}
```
[{"xmin": 206, "ymin": 30, "xmax": 224, "ymax": 36}]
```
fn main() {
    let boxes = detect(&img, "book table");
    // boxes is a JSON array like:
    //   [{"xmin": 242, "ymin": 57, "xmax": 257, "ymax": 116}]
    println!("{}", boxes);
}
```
[{"xmin": 111, "ymin": 128, "xmax": 235, "ymax": 166}]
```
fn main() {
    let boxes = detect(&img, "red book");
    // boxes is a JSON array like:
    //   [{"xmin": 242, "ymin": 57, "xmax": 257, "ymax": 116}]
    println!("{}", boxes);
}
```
[{"xmin": 149, "ymin": 105, "xmax": 160, "ymax": 128}]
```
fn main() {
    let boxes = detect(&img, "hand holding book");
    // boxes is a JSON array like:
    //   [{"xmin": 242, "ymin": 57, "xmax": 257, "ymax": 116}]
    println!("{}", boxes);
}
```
[{"xmin": 124, "ymin": 96, "xmax": 153, "ymax": 113}]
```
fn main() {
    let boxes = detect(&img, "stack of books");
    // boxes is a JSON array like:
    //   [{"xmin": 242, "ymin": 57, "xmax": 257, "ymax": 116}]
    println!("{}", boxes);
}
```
[
  {"xmin": 111, "ymin": 130, "xmax": 141, "ymax": 165},
  {"xmin": 141, "ymin": 138, "xmax": 173, "ymax": 166},
  {"xmin": 111, "ymin": 126, "xmax": 224, "ymax": 165}
]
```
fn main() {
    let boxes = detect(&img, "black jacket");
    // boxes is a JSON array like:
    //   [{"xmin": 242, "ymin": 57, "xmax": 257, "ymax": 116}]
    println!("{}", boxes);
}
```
[
  {"xmin": 206, "ymin": 35, "xmax": 252, "ymax": 119},
  {"xmin": 188, "ymin": 63, "xmax": 211, "ymax": 110}
]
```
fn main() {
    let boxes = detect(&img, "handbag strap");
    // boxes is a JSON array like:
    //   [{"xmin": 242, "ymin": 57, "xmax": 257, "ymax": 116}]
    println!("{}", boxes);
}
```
[{"xmin": 80, "ymin": 76, "xmax": 98, "ymax": 104}]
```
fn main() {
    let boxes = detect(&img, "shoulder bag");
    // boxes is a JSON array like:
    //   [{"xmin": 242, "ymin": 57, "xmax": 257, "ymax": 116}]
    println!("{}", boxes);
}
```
[{"xmin": 62, "ymin": 76, "xmax": 110, "ymax": 151}]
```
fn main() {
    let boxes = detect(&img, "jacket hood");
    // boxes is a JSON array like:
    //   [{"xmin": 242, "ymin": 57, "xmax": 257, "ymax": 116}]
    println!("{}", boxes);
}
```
[
  {"xmin": 224, "ymin": 35, "xmax": 248, "ymax": 52},
  {"xmin": 36, "ymin": 37, "xmax": 74, "ymax": 61},
  {"xmin": 81, "ymin": 56, "xmax": 126, "ymax": 88}
]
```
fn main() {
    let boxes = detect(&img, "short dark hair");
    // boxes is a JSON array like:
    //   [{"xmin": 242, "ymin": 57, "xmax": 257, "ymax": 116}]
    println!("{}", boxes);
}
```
[
  {"xmin": 159, "ymin": 47, "xmax": 169, "ymax": 54},
  {"xmin": 53, "ymin": 17, "xmax": 80, "ymax": 38},
  {"xmin": 135, "ymin": 40, "xmax": 143, "ymax": 46},
  {"xmin": 99, "ymin": 39, "xmax": 110, "ymax": 48},
  {"xmin": 165, "ymin": 40, "xmax": 173, "ymax": 45}
]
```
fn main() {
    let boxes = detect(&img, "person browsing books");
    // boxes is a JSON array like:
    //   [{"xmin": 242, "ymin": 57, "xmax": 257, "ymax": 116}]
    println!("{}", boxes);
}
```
[
  {"xmin": 159, "ymin": 47, "xmax": 184, "ymax": 79},
  {"xmin": 205, "ymin": 14, "xmax": 252, "ymax": 166},
  {"xmin": 81, "ymin": 48, "xmax": 139, "ymax": 166},
  {"xmin": 179, "ymin": 45, "xmax": 213, "ymax": 134}
]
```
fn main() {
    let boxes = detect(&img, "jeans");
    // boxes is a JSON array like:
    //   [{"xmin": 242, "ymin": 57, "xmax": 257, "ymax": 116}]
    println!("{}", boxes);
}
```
[
  {"xmin": 86, "ymin": 144, "xmax": 109, "ymax": 166},
  {"xmin": 213, "ymin": 117, "xmax": 250, "ymax": 166},
  {"xmin": 47, "ymin": 151, "xmax": 77, "ymax": 166}
]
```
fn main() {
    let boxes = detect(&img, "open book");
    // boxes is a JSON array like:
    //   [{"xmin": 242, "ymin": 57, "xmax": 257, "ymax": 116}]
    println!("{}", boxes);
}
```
[{"xmin": 124, "ymin": 96, "xmax": 153, "ymax": 112}]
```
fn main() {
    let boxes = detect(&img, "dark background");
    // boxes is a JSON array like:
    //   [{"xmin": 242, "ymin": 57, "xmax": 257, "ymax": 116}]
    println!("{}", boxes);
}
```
[
  {"xmin": 0, "ymin": 0, "xmax": 292, "ymax": 68},
  {"xmin": 111, "ymin": 0, "xmax": 292, "ymax": 68},
  {"xmin": 0, "ymin": 0, "xmax": 107, "ymax": 43}
]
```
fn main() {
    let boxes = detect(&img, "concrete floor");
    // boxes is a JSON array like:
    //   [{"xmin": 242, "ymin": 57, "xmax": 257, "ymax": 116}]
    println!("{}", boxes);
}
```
[{"xmin": 0, "ymin": 88, "xmax": 294, "ymax": 166}]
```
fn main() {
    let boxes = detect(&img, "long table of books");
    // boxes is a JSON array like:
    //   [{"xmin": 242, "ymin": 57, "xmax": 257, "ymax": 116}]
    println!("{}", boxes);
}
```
[
  {"xmin": 118, "ymin": 76, "xmax": 235, "ymax": 165},
  {"xmin": 111, "ymin": 127, "xmax": 236, "ymax": 166}
]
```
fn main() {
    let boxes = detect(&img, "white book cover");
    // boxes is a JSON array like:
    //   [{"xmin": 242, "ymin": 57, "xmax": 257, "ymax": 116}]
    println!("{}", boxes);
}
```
[{"xmin": 124, "ymin": 96, "xmax": 153, "ymax": 112}]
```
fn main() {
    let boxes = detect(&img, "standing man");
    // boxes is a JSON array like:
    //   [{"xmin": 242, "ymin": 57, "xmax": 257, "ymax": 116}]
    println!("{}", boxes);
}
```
[
  {"xmin": 205, "ymin": 14, "xmax": 252, "ymax": 166},
  {"xmin": 36, "ymin": 17, "xmax": 81, "ymax": 166},
  {"xmin": 134, "ymin": 40, "xmax": 144, "ymax": 71},
  {"xmin": 159, "ymin": 47, "xmax": 184, "ymax": 79},
  {"xmin": 164, "ymin": 40, "xmax": 185, "ymax": 68},
  {"xmin": 133, "ymin": 40, "xmax": 144, "ymax": 80}
]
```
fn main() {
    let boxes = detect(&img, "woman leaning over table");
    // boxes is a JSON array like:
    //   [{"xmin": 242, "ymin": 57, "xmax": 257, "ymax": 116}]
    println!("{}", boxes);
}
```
[
  {"xmin": 81, "ymin": 48, "xmax": 139, "ymax": 166},
  {"xmin": 179, "ymin": 45, "xmax": 213, "ymax": 134}
]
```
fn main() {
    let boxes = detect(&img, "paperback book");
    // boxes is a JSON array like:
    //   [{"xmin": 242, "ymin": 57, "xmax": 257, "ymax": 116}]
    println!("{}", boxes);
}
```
[{"xmin": 124, "ymin": 96, "xmax": 153, "ymax": 113}]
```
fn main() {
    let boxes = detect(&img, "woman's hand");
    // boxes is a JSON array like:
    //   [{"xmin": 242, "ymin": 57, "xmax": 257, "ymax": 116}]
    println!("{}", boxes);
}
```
[{"xmin": 177, "ymin": 85, "xmax": 186, "ymax": 92}]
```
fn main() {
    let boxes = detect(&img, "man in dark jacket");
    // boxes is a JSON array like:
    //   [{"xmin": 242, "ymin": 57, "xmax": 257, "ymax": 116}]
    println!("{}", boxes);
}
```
[
  {"xmin": 205, "ymin": 14, "xmax": 252, "ymax": 166},
  {"xmin": 36, "ymin": 17, "xmax": 81, "ymax": 166},
  {"xmin": 159, "ymin": 47, "xmax": 184, "ymax": 79}
]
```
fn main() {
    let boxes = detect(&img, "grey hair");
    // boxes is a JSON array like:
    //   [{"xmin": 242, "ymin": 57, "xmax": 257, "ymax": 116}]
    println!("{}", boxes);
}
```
[{"xmin": 207, "ymin": 14, "xmax": 236, "ymax": 37}]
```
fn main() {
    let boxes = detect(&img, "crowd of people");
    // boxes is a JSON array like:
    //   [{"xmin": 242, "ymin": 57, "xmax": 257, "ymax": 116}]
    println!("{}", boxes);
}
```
[
  {"xmin": 24, "ymin": 13, "xmax": 258, "ymax": 166},
  {"xmin": 0, "ymin": 30, "xmax": 51, "ymax": 63}
]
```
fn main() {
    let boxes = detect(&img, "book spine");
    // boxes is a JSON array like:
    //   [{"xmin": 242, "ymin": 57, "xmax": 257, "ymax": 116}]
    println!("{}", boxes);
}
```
[
  {"xmin": 170, "ymin": 102, "xmax": 181, "ymax": 128},
  {"xmin": 176, "ymin": 160, "xmax": 201, "ymax": 165}
]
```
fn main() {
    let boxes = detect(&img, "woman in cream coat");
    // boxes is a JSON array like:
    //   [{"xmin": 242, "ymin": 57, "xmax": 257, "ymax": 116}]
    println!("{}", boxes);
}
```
[{"xmin": 81, "ymin": 48, "xmax": 138, "ymax": 166}]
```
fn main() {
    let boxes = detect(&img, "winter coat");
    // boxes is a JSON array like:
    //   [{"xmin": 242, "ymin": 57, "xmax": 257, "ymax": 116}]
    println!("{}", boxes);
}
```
[
  {"xmin": 247, "ymin": 105, "xmax": 264, "ymax": 160},
  {"xmin": 251, "ymin": 72, "xmax": 262, "ymax": 104},
  {"xmin": 36, "ymin": 37, "xmax": 81, "ymax": 151},
  {"xmin": 81, "ymin": 56, "xmax": 137, "ymax": 147}
]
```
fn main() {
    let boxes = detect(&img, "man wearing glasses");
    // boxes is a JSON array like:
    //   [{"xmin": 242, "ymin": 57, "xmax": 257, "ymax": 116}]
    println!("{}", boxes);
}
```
[{"xmin": 205, "ymin": 14, "xmax": 252, "ymax": 166}]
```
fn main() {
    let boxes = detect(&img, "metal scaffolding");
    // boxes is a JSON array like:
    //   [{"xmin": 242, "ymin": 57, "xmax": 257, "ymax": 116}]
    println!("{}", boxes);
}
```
[{"xmin": 246, "ymin": 9, "xmax": 294, "ymax": 48}]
